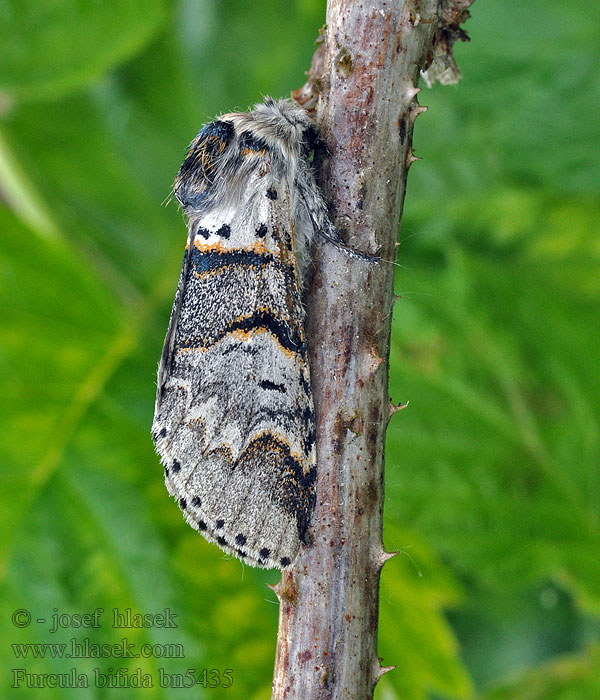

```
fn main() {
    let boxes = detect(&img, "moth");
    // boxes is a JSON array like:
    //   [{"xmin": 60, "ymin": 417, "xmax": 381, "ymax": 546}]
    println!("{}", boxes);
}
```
[{"xmin": 152, "ymin": 97, "xmax": 342, "ymax": 569}]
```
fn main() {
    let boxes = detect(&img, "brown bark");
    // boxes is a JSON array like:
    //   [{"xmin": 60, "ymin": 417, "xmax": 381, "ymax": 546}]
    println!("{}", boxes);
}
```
[{"xmin": 272, "ymin": 1, "xmax": 474, "ymax": 698}]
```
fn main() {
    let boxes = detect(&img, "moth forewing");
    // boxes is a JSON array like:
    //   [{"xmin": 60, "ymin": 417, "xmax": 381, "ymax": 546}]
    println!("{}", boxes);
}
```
[{"xmin": 152, "ymin": 98, "xmax": 327, "ymax": 569}]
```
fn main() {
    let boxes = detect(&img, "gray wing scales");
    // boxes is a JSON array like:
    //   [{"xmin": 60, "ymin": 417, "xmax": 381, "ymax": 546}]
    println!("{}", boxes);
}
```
[
  {"xmin": 154, "ymin": 230, "xmax": 195, "ymax": 408},
  {"xmin": 152, "ymin": 156, "xmax": 316, "ymax": 569}
]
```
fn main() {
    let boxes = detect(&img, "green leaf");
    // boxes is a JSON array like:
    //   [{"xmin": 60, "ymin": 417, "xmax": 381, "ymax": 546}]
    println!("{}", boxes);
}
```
[
  {"xmin": 388, "ymin": 201, "xmax": 600, "ymax": 614},
  {"xmin": 0, "ymin": 0, "xmax": 167, "ymax": 102},
  {"xmin": 481, "ymin": 645, "xmax": 600, "ymax": 700},
  {"xmin": 378, "ymin": 526, "xmax": 473, "ymax": 700}
]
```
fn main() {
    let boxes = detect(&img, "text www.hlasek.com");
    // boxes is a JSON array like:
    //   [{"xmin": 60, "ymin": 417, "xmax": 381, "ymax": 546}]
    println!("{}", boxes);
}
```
[{"xmin": 12, "ymin": 638, "xmax": 184, "ymax": 659}]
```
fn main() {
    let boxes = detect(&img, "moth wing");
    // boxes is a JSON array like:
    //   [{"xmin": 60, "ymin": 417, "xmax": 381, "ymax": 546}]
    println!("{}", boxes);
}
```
[
  {"xmin": 152, "ymin": 147, "xmax": 315, "ymax": 569},
  {"xmin": 155, "ymin": 231, "xmax": 194, "ymax": 408}
]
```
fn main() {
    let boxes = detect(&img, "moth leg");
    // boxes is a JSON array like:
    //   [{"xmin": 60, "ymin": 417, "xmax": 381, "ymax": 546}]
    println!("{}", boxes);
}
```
[
  {"xmin": 314, "ymin": 226, "xmax": 380, "ymax": 264},
  {"xmin": 299, "ymin": 188, "xmax": 380, "ymax": 264}
]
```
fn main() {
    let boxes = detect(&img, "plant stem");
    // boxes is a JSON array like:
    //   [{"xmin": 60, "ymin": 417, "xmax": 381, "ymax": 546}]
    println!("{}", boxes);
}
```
[{"xmin": 272, "ymin": 2, "xmax": 474, "ymax": 697}]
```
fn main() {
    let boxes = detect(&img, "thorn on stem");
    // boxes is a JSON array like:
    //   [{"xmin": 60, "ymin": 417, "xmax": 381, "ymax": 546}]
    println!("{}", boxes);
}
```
[
  {"xmin": 413, "ymin": 103, "xmax": 429, "ymax": 115},
  {"xmin": 389, "ymin": 400, "xmax": 409, "ymax": 419},
  {"xmin": 373, "ymin": 662, "xmax": 396, "ymax": 684},
  {"xmin": 268, "ymin": 582, "xmax": 282, "ymax": 599},
  {"xmin": 406, "ymin": 149, "xmax": 422, "ymax": 168},
  {"xmin": 405, "ymin": 85, "xmax": 422, "ymax": 100},
  {"xmin": 374, "ymin": 546, "xmax": 400, "ymax": 569}
]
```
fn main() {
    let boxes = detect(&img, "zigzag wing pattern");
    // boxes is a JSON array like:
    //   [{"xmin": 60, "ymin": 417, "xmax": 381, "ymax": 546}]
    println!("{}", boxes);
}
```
[{"xmin": 152, "ymin": 101, "xmax": 317, "ymax": 569}]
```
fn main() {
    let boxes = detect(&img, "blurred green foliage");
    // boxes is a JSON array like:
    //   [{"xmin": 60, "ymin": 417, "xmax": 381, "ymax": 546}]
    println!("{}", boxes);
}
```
[{"xmin": 0, "ymin": 1, "xmax": 598, "ymax": 699}]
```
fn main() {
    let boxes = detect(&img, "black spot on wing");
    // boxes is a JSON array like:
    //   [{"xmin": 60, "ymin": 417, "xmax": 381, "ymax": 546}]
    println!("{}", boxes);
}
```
[
  {"xmin": 259, "ymin": 379, "xmax": 286, "ymax": 393},
  {"xmin": 221, "ymin": 343, "xmax": 259, "ymax": 357},
  {"xmin": 266, "ymin": 186, "xmax": 278, "ymax": 200},
  {"xmin": 255, "ymin": 223, "xmax": 268, "ymax": 238},
  {"xmin": 217, "ymin": 224, "xmax": 231, "ymax": 239},
  {"xmin": 194, "ymin": 223, "xmax": 231, "ymax": 240}
]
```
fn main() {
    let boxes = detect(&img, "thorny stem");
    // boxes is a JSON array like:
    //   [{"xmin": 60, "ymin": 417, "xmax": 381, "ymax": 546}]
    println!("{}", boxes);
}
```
[{"xmin": 271, "ymin": 1, "xmax": 474, "ymax": 698}]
